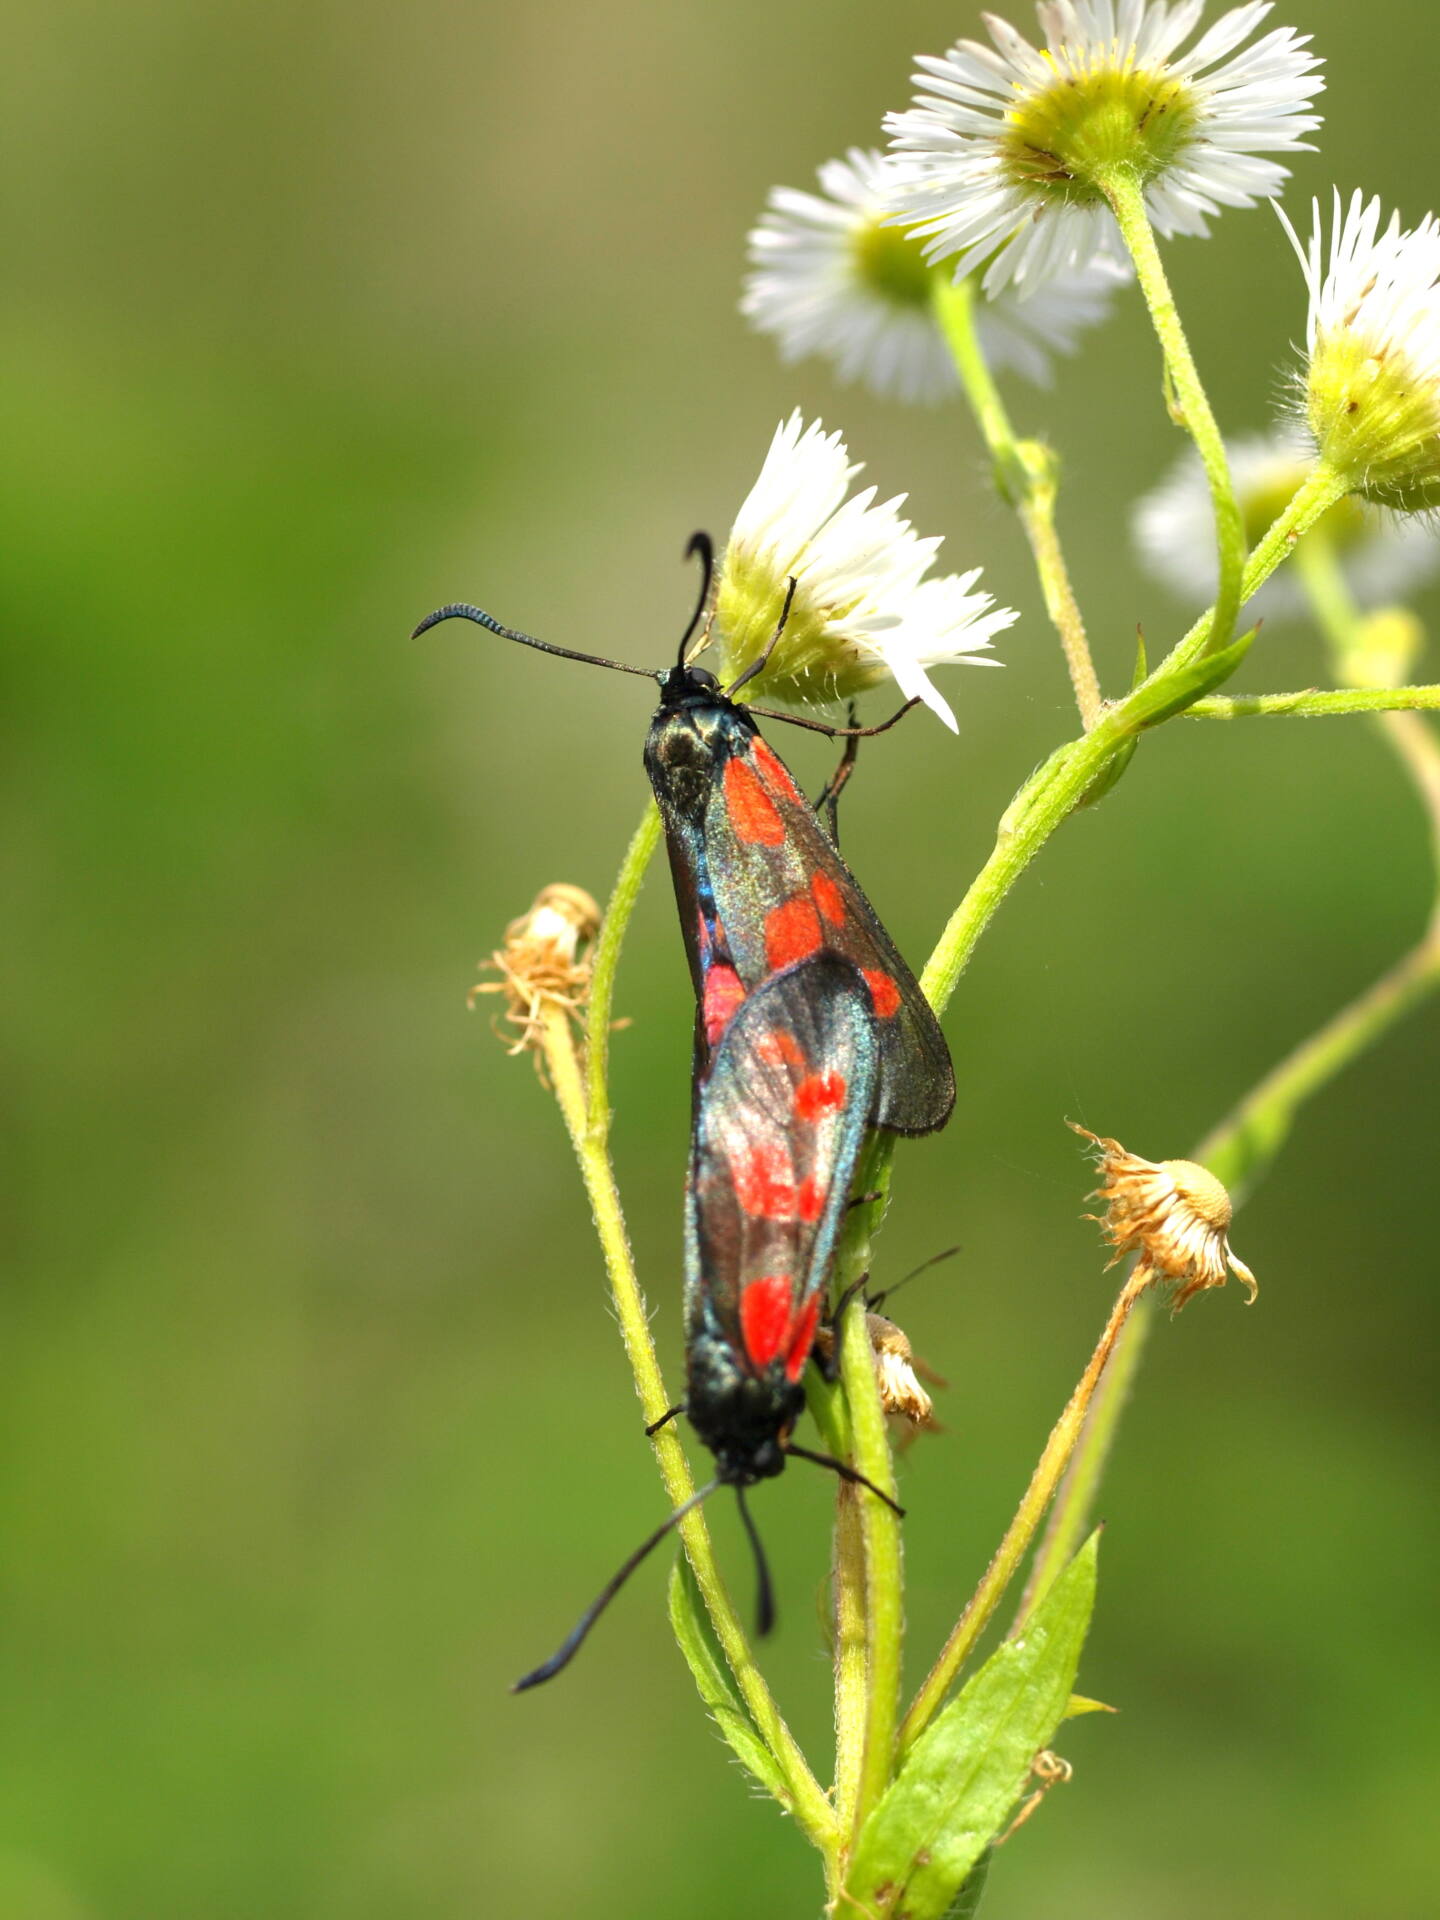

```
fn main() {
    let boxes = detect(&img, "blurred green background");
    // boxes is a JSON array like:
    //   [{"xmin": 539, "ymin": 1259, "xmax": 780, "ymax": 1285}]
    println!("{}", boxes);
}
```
[{"xmin": 3, "ymin": 2, "xmax": 1437, "ymax": 1915}]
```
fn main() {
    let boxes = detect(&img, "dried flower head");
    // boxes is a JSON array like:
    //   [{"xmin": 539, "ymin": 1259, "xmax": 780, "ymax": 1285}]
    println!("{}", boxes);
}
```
[
  {"xmin": 471, "ymin": 883, "xmax": 602, "ymax": 1067},
  {"xmin": 867, "ymin": 1311, "xmax": 944, "ymax": 1436},
  {"xmin": 1071, "ymin": 1122, "xmax": 1257, "ymax": 1309},
  {"xmin": 812, "ymin": 1309, "xmax": 945, "ymax": 1439}
]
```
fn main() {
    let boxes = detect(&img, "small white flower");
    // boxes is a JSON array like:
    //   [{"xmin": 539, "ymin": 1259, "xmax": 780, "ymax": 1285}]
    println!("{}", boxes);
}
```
[
  {"xmin": 1280, "ymin": 190, "xmax": 1440, "ymax": 510},
  {"xmin": 885, "ymin": 1, "xmax": 1324, "ymax": 297},
  {"xmin": 741, "ymin": 147, "xmax": 1131, "ymax": 399},
  {"xmin": 1135, "ymin": 433, "xmax": 1440, "ymax": 618},
  {"xmin": 715, "ymin": 412, "xmax": 1017, "ymax": 730}
]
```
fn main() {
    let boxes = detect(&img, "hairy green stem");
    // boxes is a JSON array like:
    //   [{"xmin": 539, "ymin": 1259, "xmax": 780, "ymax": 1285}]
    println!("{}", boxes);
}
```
[
  {"xmin": 932, "ymin": 273, "xmax": 1103, "ymax": 729},
  {"xmin": 1189, "ymin": 685, "xmax": 1440, "ymax": 719},
  {"xmin": 575, "ymin": 803, "xmax": 838, "ymax": 1857},
  {"xmin": 1101, "ymin": 166, "xmax": 1244, "ymax": 654},
  {"xmin": 1161, "ymin": 462, "xmax": 1351, "ymax": 673},
  {"xmin": 898, "ymin": 1266, "xmax": 1153, "ymax": 1750},
  {"xmin": 839, "ymin": 1290, "xmax": 904, "ymax": 1843},
  {"xmin": 1024, "ymin": 915, "xmax": 1440, "ymax": 1608},
  {"xmin": 1018, "ymin": 542, "xmax": 1440, "ymax": 1611}
]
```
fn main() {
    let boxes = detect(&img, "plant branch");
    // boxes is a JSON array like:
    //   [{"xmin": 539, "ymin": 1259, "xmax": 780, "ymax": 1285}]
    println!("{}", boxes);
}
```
[
  {"xmin": 932, "ymin": 273, "xmax": 1104, "ymax": 730},
  {"xmin": 567, "ymin": 803, "xmax": 838, "ymax": 1856},
  {"xmin": 1101, "ymin": 166, "xmax": 1244, "ymax": 655},
  {"xmin": 898, "ymin": 1265, "xmax": 1154, "ymax": 1750},
  {"xmin": 1188, "ymin": 685, "xmax": 1440, "ymax": 720}
]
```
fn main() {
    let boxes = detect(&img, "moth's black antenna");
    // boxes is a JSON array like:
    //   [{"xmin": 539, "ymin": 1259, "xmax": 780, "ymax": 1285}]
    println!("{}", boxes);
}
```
[
  {"xmin": 412, "ymin": 603, "xmax": 656, "ymax": 679},
  {"xmin": 785, "ymin": 1443, "xmax": 906, "ymax": 1518},
  {"xmin": 512, "ymin": 1478, "xmax": 721, "ymax": 1691},
  {"xmin": 733, "ymin": 1484, "xmax": 776, "ymax": 1637},
  {"xmin": 724, "ymin": 576, "xmax": 799, "ymax": 699},
  {"xmin": 678, "ymin": 533, "xmax": 715, "ymax": 666},
  {"xmin": 747, "ymin": 696, "xmax": 922, "ymax": 739},
  {"xmin": 870, "ymin": 1244, "xmax": 963, "ymax": 1314}
]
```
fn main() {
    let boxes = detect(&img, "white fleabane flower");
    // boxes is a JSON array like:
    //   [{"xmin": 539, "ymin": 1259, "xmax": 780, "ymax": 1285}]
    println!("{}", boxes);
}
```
[
  {"xmin": 714, "ymin": 412, "xmax": 1017, "ymax": 730},
  {"xmin": 884, "ymin": 1, "xmax": 1324, "ymax": 297},
  {"xmin": 741, "ymin": 148, "xmax": 1131, "ymax": 399},
  {"xmin": 1281, "ymin": 190, "xmax": 1440, "ymax": 511},
  {"xmin": 1135, "ymin": 434, "xmax": 1440, "ymax": 619}
]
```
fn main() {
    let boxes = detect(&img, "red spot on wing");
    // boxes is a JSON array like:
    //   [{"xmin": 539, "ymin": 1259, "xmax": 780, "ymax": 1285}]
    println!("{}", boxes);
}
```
[
  {"xmin": 811, "ymin": 872, "xmax": 846, "ymax": 928},
  {"xmin": 724, "ymin": 756, "xmax": 785, "ymax": 846},
  {"xmin": 702, "ymin": 964, "xmax": 746, "ymax": 1047},
  {"xmin": 755, "ymin": 1027, "xmax": 808, "ymax": 1069},
  {"xmin": 863, "ymin": 969, "xmax": 902, "ymax": 1019},
  {"xmin": 750, "ymin": 738, "xmax": 803, "ymax": 805},
  {"xmin": 741, "ymin": 1274, "xmax": 793, "ymax": 1368},
  {"xmin": 795, "ymin": 1071, "xmax": 848, "ymax": 1122},
  {"xmin": 796, "ymin": 1175, "xmax": 825, "ymax": 1223},
  {"xmin": 784, "ymin": 1294, "xmax": 823, "ymax": 1381},
  {"xmin": 765, "ymin": 896, "xmax": 823, "ymax": 970},
  {"xmin": 733, "ymin": 1139, "xmax": 799, "ymax": 1218}
]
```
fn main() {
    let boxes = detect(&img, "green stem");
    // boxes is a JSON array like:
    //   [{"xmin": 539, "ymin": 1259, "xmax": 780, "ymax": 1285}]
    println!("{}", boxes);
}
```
[
  {"xmin": 1188, "ymin": 685, "xmax": 1440, "ymax": 719},
  {"xmin": 1161, "ymin": 463, "xmax": 1351, "ymax": 674},
  {"xmin": 1017, "ymin": 547, "xmax": 1440, "ymax": 1610},
  {"xmin": 932, "ymin": 274, "xmax": 1104, "ymax": 730},
  {"xmin": 1101, "ymin": 166, "xmax": 1244, "ymax": 655},
  {"xmin": 839, "ymin": 1291, "xmax": 904, "ymax": 1844},
  {"xmin": 898, "ymin": 1266, "xmax": 1153, "ymax": 1750},
  {"xmin": 1026, "ymin": 914, "xmax": 1440, "ymax": 1604},
  {"xmin": 1197, "ymin": 931, "xmax": 1440, "ymax": 1197},
  {"xmin": 574, "ymin": 803, "xmax": 839, "ymax": 1858}
]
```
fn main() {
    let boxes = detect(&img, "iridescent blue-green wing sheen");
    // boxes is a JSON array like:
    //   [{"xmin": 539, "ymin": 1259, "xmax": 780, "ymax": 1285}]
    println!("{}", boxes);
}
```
[
  {"xmin": 698, "ymin": 728, "xmax": 952, "ymax": 1136},
  {"xmin": 644, "ymin": 694, "xmax": 953, "ymax": 1136},
  {"xmin": 683, "ymin": 953, "xmax": 879, "ymax": 1446}
]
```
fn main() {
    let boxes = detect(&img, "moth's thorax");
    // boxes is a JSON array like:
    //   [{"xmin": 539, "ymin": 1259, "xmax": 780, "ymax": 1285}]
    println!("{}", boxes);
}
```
[
  {"xmin": 644, "ymin": 689, "xmax": 754, "ymax": 821},
  {"xmin": 685, "ymin": 1327, "xmax": 800, "ymax": 1486}
]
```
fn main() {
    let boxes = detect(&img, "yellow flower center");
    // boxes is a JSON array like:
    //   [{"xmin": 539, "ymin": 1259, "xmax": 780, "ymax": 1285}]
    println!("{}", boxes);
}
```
[
  {"xmin": 1306, "ymin": 328, "xmax": 1440, "ymax": 512},
  {"xmin": 714, "ymin": 550, "xmax": 886, "ymax": 709},
  {"xmin": 998, "ymin": 64, "xmax": 1200, "ymax": 199},
  {"xmin": 851, "ymin": 217, "xmax": 933, "ymax": 309}
]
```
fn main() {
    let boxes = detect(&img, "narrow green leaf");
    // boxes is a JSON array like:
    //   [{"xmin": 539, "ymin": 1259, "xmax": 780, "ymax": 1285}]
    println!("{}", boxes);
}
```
[
  {"xmin": 942, "ymin": 1847, "xmax": 991, "ymax": 1918},
  {"xmin": 844, "ymin": 1532, "xmax": 1101, "ymax": 1919},
  {"xmin": 666, "ymin": 1555, "xmax": 790, "ymax": 1803},
  {"xmin": 1131, "ymin": 630, "xmax": 1148, "ymax": 690},
  {"xmin": 1064, "ymin": 1692, "xmax": 1118, "ymax": 1719},
  {"xmin": 1125, "ymin": 627, "xmax": 1257, "ymax": 733}
]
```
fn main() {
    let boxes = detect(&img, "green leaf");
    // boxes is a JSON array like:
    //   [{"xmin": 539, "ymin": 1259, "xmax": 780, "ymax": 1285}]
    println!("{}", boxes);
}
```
[
  {"xmin": 1131, "ymin": 630, "xmax": 1149, "ymax": 690},
  {"xmin": 666, "ymin": 1554, "xmax": 790, "ymax": 1804},
  {"xmin": 1124, "ymin": 627, "xmax": 1257, "ymax": 733},
  {"xmin": 1064, "ymin": 1692, "xmax": 1118, "ymax": 1719},
  {"xmin": 844, "ymin": 1532, "xmax": 1101, "ymax": 1919},
  {"xmin": 942, "ymin": 1847, "xmax": 991, "ymax": 1918}
]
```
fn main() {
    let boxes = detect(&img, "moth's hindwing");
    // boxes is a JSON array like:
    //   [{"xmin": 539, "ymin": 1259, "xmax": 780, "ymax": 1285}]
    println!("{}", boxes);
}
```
[{"xmin": 685, "ymin": 952, "xmax": 880, "ymax": 1398}]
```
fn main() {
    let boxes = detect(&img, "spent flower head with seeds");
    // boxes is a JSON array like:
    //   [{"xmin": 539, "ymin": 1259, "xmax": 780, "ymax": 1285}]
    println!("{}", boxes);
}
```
[
  {"xmin": 884, "ymin": 1, "xmax": 1323, "ymax": 297},
  {"xmin": 1134, "ymin": 432, "xmax": 1440, "ymax": 619},
  {"xmin": 472, "ymin": 883, "xmax": 603, "ymax": 1069},
  {"xmin": 741, "ymin": 147, "xmax": 1131, "ymax": 400},
  {"xmin": 1281, "ymin": 190, "xmax": 1440, "ymax": 512},
  {"xmin": 1072, "ymin": 1123, "xmax": 1257, "ymax": 1311},
  {"xmin": 713, "ymin": 411, "xmax": 1017, "ymax": 730}
]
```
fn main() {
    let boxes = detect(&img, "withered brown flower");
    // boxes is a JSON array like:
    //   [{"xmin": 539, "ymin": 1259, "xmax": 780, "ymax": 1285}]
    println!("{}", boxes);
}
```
[
  {"xmin": 1071, "ymin": 1123, "xmax": 1258, "ymax": 1311},
  {"xmin": 471, "ymin": 883, "xmax": 602, "ymax": 1069}
]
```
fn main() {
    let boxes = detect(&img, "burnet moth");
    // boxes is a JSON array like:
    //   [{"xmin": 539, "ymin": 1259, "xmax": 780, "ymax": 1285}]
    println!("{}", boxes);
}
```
[
  {"xmin": 413, "ymin": 535, "xmax": 955, "ymax": 1133},
  {"xmin": 514, "ymin": 951, "xmax": 897, "ymax": 1690}
]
